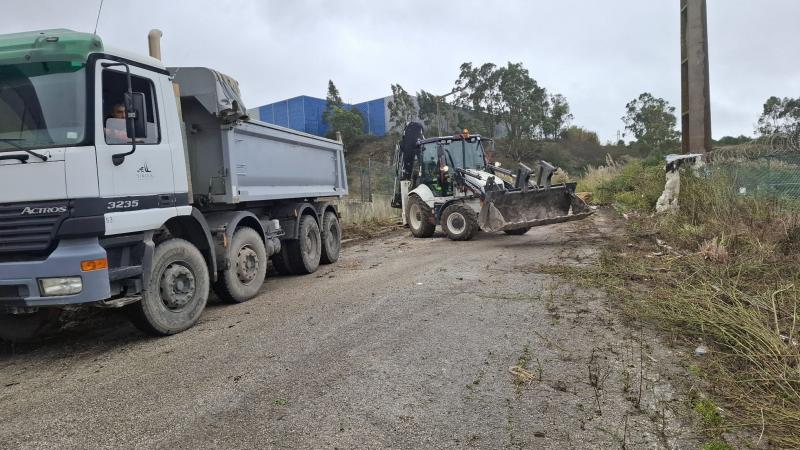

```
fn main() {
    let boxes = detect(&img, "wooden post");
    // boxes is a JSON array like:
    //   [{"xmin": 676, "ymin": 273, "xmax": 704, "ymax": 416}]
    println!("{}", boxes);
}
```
[{"xmin": 681, "ymin": 0, "xmax": 712, "ymax": 154}]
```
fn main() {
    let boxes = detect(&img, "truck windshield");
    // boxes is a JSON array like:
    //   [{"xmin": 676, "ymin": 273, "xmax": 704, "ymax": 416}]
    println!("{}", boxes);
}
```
[{"xmin": 0, "ymin": 61, "xmax": 86, "ymax": 152}]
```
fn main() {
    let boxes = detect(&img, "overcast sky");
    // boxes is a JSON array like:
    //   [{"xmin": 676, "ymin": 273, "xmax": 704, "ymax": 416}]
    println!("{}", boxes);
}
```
[{"xmin": 3, "ymin": 0, "xmax": 798, "ymax": 142}]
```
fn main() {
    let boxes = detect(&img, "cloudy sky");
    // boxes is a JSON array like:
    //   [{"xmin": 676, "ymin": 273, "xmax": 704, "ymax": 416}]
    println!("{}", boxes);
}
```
[{"xmin": 3, "ymin": 0, "xmax": 798, "ymax": 142}]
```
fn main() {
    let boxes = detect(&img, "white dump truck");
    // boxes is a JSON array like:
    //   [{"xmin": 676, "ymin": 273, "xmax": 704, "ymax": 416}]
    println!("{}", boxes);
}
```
[{"xmin": 0, "ymin": 29, "xmax": 348, "ymax": 340}]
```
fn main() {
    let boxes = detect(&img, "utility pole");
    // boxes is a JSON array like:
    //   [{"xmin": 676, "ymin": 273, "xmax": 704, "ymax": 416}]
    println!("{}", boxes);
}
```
[{"xmin": 680, "ymin": 0, "xmax": 712, "ymax": 154}]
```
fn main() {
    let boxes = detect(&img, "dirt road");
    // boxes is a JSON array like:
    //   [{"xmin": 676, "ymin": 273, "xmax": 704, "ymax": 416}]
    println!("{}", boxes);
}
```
[{"xmin": 0, "ymin": 212, "xmax": 706, "ymax": 449}]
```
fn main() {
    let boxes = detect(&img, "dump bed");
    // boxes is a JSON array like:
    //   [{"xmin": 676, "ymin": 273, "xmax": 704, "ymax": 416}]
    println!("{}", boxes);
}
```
[{"xmin": 171, "ymin": 67, "xmax": 347, "ymax": 205}]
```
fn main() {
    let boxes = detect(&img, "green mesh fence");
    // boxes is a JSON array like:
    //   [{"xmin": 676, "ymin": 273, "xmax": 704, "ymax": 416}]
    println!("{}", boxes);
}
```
[{"xmin": 713, "ymin": 154, "xmax": 800, "ymax": 198}]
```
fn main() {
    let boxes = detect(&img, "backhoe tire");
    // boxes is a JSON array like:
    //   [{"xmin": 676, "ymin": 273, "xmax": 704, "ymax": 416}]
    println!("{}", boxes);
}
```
[
  {"xmin": 504, "ymin": 227, "xmax": 531, "ymax": 236},
  {"xmin": 286, "ymin": 215, "xmax": 322, "ymax": 275},
  {"xmin": 442, "ymin": 203, "xmax": 478, "ymax": 241},
  {"xmin": 0, "ymin": 309, "xmax": 61, "ymax": 343},
  {"xmin": 407, "ymin": 195, "xmax": 435, "ymax": 238},
  {"xmin": 125, "ymin": 238, "xmax": 209, "ymax": 336},
  {"xmin": 320, "ymin": 210, "xmax": 341, "ymax": 265},
  {"xmin": 214, "ymin": 227, "xmax": 267, "ymax": 304}
]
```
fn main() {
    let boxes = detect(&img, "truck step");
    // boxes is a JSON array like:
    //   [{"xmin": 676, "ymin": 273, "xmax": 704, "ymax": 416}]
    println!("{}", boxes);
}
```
[{"xmin": 108, "ymin": 265, "xmax": 143, "ymax": 282}]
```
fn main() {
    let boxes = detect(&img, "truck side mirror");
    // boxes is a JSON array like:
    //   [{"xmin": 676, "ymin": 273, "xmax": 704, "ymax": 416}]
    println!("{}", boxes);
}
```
[{"xmin": 124, "ymin": 92, "xmax": 147, "ymax": 140}]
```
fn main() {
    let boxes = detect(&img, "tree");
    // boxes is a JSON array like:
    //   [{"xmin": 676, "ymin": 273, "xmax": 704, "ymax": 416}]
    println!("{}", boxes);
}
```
[
  {"xmin": 323, "ymin": 80, "xmax": 343, "ymax": 126},
  {"xmin": 621, "ymin": 93, "xmax": 680, "ymax": 151},
  {"xmin": 757, "ymin": 96, "xmax": 800, "ymax": 136},
  {"xmin": 453, "ymin": 62, "xmax": 504, "ymax": 137},
  {"xmin": 543, "ymin": 94, "xmax": 573, "ymax": 140},
  {"xmin": 452, "ymin": 61, "xmax": 572, "ymax": 160},
  {"xmin": 496, "ymin": 62, "xmax": 548, "ymax": 145},
  {"xmin": 386, "ymin": 84, "xmax": 417, "ymax": 134},
  {"xmin": 326, "ymin": 107, "xmax": 364, "ymax": 148},
  {"xmin": 561, "ymin": 126, "xmax": 599, "ymax": 145},
  {"xmin": 715, "ymin": 135, "xmax": 752, "ymax": 146},
  {"xmin": 416, "ymin": 90, "xmax": 440, "ymax": 134}
]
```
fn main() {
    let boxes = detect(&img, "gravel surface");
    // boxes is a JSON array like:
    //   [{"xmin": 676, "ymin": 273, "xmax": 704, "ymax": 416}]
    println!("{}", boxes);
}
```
[{"xmin": 0, "ymin": 211, "xmax": 706, "ymax": 449}]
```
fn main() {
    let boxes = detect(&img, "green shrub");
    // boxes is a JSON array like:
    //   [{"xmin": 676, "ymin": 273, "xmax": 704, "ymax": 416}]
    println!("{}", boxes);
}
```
[{"xmin": 593, "ymin": 160, "xmax": 664, "ymax": 210}]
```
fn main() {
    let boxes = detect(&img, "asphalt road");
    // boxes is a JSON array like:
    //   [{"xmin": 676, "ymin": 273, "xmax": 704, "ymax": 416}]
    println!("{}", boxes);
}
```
[{"xmin": 0, "ymin": 212, "xmax": 705, "ymax": 449}]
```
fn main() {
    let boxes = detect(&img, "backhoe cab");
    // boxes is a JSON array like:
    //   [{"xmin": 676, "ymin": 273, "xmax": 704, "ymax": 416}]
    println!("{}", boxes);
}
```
[{"xmin": 391, "ymin": 122, "xmax": 592, "ymax": 241}]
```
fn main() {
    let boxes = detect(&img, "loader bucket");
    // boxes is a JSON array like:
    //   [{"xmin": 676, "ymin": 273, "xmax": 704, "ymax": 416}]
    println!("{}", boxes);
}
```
[{"xmin": 478, "ymin": 183, "xmax": 593, "ymax": 232}]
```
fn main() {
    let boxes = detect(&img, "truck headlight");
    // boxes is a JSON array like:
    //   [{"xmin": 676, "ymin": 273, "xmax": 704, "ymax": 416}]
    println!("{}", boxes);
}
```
[{"xmin": 38, "ymin": 277, "xmax": 83, "ymax": 296}]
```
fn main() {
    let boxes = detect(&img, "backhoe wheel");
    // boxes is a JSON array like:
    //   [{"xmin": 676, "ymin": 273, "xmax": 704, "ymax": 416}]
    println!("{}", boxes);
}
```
[
  {"xmin": 442, "ymin": 203, "xmax": 478, "ymax": 241},
  {"xmin": 320, "ymin": 210, "xmax": 341, "ymax": 265},
  {"xmin": 407, "ymin": 195, "xmax": 435, "ymax": 238},
  {"xmin": 504, "ymin": 227, "xmax": 531, "ymax": 236},
  {"xmin": 286, "ymin": 215, "xmax": 322, "ymax": 275},
  {"xmin": 0, "ymin": 309, "xmax": 61, "ymax": 343},
  {"xmin": 126, "ymin": 238, "xmax": 209, "ymax": 336},
  {"xmin": 214, "ymin": 227, "xmax": 267, "ymax": 304}
]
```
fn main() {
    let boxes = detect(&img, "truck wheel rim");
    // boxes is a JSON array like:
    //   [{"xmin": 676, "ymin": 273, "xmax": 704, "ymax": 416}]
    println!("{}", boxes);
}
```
[
  {"xmin": 327, "ymin": 221, "xmax": 340, "ymax": 247},
  {"xmin": 409, "ymin": 204, "xmax": 422, "ymax": 229},
  {"xmin": 236, "ymin": 246, "xmax": 259, "ymax": 285},
  {"xmin": 447, "ymin": 212, "xmax": 467, "ymax": 234},
  {"xmin": 304, "ymin": 227, "xmax": 320, "ymax": 261},
  {"xmin": 160, "ymin": 263, "xmax": 196, "ymax": 310}
]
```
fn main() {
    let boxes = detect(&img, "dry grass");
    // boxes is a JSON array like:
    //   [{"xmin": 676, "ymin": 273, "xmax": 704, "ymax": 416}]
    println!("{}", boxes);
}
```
[
  {"xmin": 547, "ymin": 166, "xmax": 800, "ymax": 448},
  {"xmin": 576, "ymin": 154, "xmax": 624, "ymax": 194}
]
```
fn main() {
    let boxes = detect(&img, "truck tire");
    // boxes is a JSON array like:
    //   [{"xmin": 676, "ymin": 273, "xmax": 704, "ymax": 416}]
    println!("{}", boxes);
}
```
[
  {"xmin": 214, "ymin": 227, "xmax": 267, "ymax": 304},
  {"xmin": 504, "ymin": 227, "xmax": 531, "ymax": 236},
  {"xmin": 320, "ymin": 210, "xmax": 341, "ymax": 265},
  {"xmin": 407, "ymin": 195, "xmax": 435, "ymax": 238},
  {"xmin": 441, "ymin": 203, "xmax": 478, "ymax": 241},
  {"xmin": 126, "ymin": 238, "xmax": 209, "ymax": 336},
  {"xmin": 271, "ymin": 245, "xmax": 294, "ymax": 275},
  {"xmin": 286, "ymin": 215, "xmax": 322, "ymax": 275},
  {"xmin": 0, "ymin": 309, "xmax": 61, "ymax": 343}
]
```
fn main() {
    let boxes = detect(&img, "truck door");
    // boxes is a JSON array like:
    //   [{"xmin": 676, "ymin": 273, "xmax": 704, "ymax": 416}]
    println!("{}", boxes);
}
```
[{"xmin": 93, "ymin": 59, "xmax": 177, "ymax": 234}]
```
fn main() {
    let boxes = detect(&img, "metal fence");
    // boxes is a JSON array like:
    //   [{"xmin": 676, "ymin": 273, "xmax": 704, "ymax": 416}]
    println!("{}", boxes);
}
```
[
  {"xmin": 346, "ymin": 159, "xmax": 396, "ymax": 203},
  {"xmin": 712, "ymin": 154, "xmax": 800, "ymax": 199},
  {"xmin": 710, "ymin": 133, "xmax": 800, "ymax": 200}
]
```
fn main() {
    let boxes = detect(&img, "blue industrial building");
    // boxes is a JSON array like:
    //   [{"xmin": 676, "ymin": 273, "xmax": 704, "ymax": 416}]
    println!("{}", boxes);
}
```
[{"xmin": 249, "ymin": 95, "xmax": 392, "ymax": 137}]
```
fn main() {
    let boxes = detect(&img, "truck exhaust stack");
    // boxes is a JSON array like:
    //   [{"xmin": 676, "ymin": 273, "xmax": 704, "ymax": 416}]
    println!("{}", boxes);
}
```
[{"xmin": 148, "ymin": 29, "xmax": 163, "ymax": 60}]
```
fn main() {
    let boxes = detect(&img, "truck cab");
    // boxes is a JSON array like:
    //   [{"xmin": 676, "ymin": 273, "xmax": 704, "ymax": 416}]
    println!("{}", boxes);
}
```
[{"xmin": 0, "ymin": 29, "xmax": 347, "ymax": 340}]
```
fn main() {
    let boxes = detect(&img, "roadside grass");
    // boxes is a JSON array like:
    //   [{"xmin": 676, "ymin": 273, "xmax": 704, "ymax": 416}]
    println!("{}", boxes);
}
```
[{"xmin": 544, "ymin": 162, "xmax": 800, "ymax": 448}]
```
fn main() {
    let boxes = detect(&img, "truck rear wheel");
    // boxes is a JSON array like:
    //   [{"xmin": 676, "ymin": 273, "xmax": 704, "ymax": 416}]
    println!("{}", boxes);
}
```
[
  {"xmin": 126, "ymin": 238, "xmax": 209, "ymax": 336},
  {"xmin": 320, "ymin": 210, "xmax": 341, "ymax": 264},
  {"xmin": 442, "ymin": 204, "xmax": 478, "ymax": 241},
  {"xmin": 407, "ymin": 195, "xmax": 435, "ymax": 238},
  {"xmin": 214, "ymin": 227, "xmax": 267, "ymax": 304},
  {"xmin": 286, "ymin": 215, "xmax": 322, "ymax": 274}
]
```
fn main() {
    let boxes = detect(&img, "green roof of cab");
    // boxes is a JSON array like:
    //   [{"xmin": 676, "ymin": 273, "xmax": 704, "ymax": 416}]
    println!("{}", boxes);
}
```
[{"xmin": 0, "ymin": 29, "xmax": 103, "ymax": 65}]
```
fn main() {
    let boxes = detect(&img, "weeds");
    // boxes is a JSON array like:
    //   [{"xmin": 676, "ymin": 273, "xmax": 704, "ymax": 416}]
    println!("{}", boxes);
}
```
[{"xmin": 549, "ymin": 161, "xmax": 800, "ymax": 447}]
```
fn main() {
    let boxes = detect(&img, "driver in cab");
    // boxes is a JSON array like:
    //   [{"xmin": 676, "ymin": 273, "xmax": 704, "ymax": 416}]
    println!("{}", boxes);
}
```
[{"xmin": 104, "ymin": 103, "xmax": 129, "ymax": 144}]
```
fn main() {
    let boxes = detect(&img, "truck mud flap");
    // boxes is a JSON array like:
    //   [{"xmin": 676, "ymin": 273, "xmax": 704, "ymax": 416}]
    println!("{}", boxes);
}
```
[{"xmin": 478, "ymin": 185, "xmax": 593, "ymax": 233}]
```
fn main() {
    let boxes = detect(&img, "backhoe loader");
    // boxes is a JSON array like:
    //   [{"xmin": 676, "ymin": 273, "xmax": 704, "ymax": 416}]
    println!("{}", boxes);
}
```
[{"xmin": 391, "ymin": 123, "xmax": 592, "ymax": 241}]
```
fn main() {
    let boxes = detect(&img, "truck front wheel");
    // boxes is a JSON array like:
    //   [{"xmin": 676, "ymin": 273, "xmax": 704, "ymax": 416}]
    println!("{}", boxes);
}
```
[
  {"xmin": 214, "ymin": 227, "xmax": 267, "ymax": 303},
  {"xmin": 126, "ymin": 238, "xmax": 209, "ymax": 336}
]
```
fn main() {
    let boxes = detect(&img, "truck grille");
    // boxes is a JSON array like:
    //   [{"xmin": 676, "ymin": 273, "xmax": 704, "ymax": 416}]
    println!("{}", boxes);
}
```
[{"xmin": 0, "ymin": 201, "xmax": 69, "ymax": 256}]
